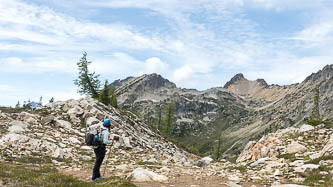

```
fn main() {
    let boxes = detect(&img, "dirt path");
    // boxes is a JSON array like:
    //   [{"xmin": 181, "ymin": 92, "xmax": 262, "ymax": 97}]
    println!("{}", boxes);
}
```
[{"xmin": 61, "ymin": 166, "xmax": 264, "ymax": 187}]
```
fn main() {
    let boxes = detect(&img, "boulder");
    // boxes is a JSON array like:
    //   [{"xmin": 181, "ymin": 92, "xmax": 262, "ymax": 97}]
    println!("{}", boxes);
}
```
[
  {"xmin": 197, "ymin": 156, "xmax": 213, "ymax": 167},
  {"xmin": 294, "ymin": 164, "xmax": 319, "ymax": 174},
  {"xmin": 8, "ymin": 120, "xmax": 29, "ymax": 134},
  {"xmin": 286, "ymin": 141, "xmax": 307, "ymax": 154},
  {"xmin": 67, "ymin": 106, "xmax": 84, "ymax": 117},
  {"xmin": 127, "ymin": 168, "xmax": 168, "ymax": 182},
  {"xmin": 68, "ymin": 137, "xmax": 81, "ymax": 144},
  {"xmin": 121, "ymin": 136, "xmax": 133, "ymax": 149},
  {"xmin": 53, "ymin": 148, "xmax": 64, "ymax": 158},
  {"xmin": 55, "ymin": 120, "xmax": 72, "ymax": 130},
  {"xmin": 299, "ymin": 124, "xmax": 314, "ymax": 132},
  {"xmin": 41, "ymin": 116, "xmax": 55, "ymax": 125},
  {"xmin": 250, "ymin": 157, "xmax": 271, "ymax": 168},
  {"xmin": 319, "ymin": 134, "xmax": 333, "ymax": 157},
  {"xmin": 272, "ymin": 184, "xmax": 309, "ymax": 187},
  {"xmin": 86, "ymin": 117, "xmax": 100, "ymax": 127},
  {"xmin": 0, "ymin": 133, "xmax": 28, "ymax": 143}
]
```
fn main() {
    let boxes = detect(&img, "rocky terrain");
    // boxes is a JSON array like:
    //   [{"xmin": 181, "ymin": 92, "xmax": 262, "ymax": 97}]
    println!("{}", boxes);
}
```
[
  {"xmin": 0, "ymin": 97, "xmax": 332, "ymax": 186},
  {"xmin": 110, "ymin": 64, "xmax": 333, "ymax": 156}
]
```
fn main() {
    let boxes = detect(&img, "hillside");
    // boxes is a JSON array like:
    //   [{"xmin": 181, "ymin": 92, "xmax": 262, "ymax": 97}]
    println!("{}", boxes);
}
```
[
  {"xmin": 0, "ymin": 94, "xmax": 332, "ymax": 186},
  {"xmin": 111, "ymin": 64, "xmax": 333, "ymax": 156}
]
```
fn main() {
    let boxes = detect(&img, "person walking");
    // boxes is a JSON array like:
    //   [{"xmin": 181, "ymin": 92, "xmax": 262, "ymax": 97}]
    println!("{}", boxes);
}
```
[{"xmin": 92, "ymin": 118, "xmax": 118, "ymax": 181}]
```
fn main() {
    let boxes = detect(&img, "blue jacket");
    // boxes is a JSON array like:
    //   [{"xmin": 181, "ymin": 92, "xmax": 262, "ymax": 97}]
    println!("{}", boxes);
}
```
[{"xmin": 100, "ymin": 127, "xmax": 113, "ymax": 145}]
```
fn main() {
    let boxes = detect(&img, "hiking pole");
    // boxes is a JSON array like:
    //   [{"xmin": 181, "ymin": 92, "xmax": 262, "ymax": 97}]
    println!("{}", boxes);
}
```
[{"xmin": 103, "ymin": 141, "xmax": 113, "ymax": 177}]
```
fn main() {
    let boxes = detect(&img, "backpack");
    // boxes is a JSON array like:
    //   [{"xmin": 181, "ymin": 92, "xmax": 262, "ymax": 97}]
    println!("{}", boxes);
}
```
[{"xmin": 85, "ymin": 123, "xmax": 104, "ymax": 146}]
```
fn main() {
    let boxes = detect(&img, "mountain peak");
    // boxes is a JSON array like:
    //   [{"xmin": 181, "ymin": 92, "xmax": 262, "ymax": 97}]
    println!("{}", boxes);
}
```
[
  {"xmin": 255, "ymin": 78, "xmax": 268, "ymax": 87},
  {"xmin": 223, "ymin": 73, "xmax": 247, "ymax": 89},
  {"xmin": 303, "ymin": 64, "xmax": 333, "ymax": 83}
]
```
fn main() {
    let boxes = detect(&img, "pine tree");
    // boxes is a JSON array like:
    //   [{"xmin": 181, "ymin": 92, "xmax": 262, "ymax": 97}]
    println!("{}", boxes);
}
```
[
  {"xmin": 99, "ymin": 80, "xmax": 111, "ymax": 105},
  {"xmin": 39, "ymin": 96, "xmax": 43, "ymax": 105},
  {"xmin": 165, "ymin": 102, "xmax": 176, "ymax": 135},
  {"xmin": 156, "ymin": 105, "xmax": 162, "ymax": 127},
  {"xmin": 15, "ymin": 101, "xmax": 20, "ymax": 108},
  {"xmin": 49, "ymin": 97, "xmax": 54, "ymax": 103},
  {"xmin": 311, "ymin": 88, "xmax": 320, "ymax": 120},
  {"xmin": 74, "ymin": 52, "xmax": 101, "ymax": 98},
  {"xmin": 214, "ymin": 132, "xmax": 224, "ymax": 160},
  {"xmin": 109, "ymin": 87, "xmax": 118, "ymax": 108}
]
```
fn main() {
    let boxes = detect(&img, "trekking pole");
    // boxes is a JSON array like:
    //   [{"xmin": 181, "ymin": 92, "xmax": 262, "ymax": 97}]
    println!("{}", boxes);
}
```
[{"xmin": 103, "ymin": 141, "xmax": 113, "ymax": 176}]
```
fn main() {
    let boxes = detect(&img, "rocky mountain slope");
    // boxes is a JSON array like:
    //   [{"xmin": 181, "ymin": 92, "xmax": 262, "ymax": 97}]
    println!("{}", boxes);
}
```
[
  {"xmin": 1, "ymin": 93, "xmax": 332, "ymax": 186},
  {"xmin": 111, "ymin": 65, "xmax": 333, "ymax": 156},
  {"xmin": 235, "ymin": 123, "xmax": 333, "ymax": 186}
]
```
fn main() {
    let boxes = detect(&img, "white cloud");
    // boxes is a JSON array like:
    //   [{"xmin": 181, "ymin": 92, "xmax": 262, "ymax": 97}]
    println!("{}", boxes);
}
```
[
  {"xmin": 291, "ymin": 22, "xmax": 333, "ymax": 43},
  {"xmin": 0, "ymin": 0, "xmax": 164, "ymax": 52},
  {"xmin": 0, "ymin": 57, "xmax": 76, "ymax": 73},
  {"xmin": 245, "ymin": 0, "xmax": 326, "ymax": 11},
  {"xmin": 0, "ymin": 84, "xmax": 11, "ymax": 91},
  {"xmin": 172, "ymin": 65, "xmax": 194, "ymax": 83},
  {"xmin": 140, "ymin": 57, "xmax": 168, "ymax": 75},
  {"xmin": 245, "ymin": 56, "xmax": 333, "ymax": 85}
]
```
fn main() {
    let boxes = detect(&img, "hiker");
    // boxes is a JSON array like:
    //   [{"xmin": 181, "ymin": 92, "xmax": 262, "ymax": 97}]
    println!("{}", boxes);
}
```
[{"xmin": 92, "ymin": 118, "xmax": 119, "ymax": 181}]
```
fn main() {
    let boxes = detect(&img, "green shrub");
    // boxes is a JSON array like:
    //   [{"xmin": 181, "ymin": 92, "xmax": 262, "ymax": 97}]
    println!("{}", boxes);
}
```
[
  {"xmin": 277, "ymin": 153, "xmax": 296, "ymax": 162},
  {"xmin": 306, "ymin": 155, "xmax": 333, "ymax": 165},
  {"xmin": 0, "ymin": 162, "xmax": 136, "ymax": 187},
  {"xmin": 306, "ymin": 119, "xmax": 333, "ymax": 128}
]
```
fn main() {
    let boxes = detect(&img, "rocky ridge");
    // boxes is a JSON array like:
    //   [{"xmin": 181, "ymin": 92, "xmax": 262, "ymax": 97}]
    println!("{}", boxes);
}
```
[
  {"xmin": 1, "ymin": 98, "xmax": 332, "ymax": 186},
  {"xmin": 236, "ymin": 124, "xmax": 333, "ymax": 186},
  {"xmin": 111, "ymin": 64, "xmax": 333, "ymax": 156},
  {"xmin": 0, "ymin": 98, "xmax": 194, "ymax": 181}
]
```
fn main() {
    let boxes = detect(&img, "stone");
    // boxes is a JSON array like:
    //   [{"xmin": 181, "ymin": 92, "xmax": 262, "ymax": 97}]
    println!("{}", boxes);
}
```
[
  {"xmin": 69, "ymin": 137, "xmax": 81, "ymax": 144},
  {"xmin": 250, "ymin": 157, "xmax": 271, "ymax": 168},
  {"xmin": 226, "ymin": 181, "xmax": 242, "ymax": 187},
  {"xmin": 81, "ymin": 156, "xmax": 91, "ymax": 161},
  {"xmin": 26, "ymin": 117, "xmax": 37, "ymax": 124},
  {"xmin": 0, "ymin": 133, "xmax": 27, "ymax": 143},
  {"xmin": 86, "ymin": 117, "xmax": 100, "ymax": 127},
  {"xmin": 127, "ymin": 168, "xmax": 168, "ymax": 182},
  {"xmin": 67, "ymin": 106, "xmax": 84, "ymax": 117},
  {"xmin": 116, "ymin": 164, "xmax": 128, "ymax": 170},
  {"xmin": 294, "ymin": 164, "xmax": 320, "ymax": 174},
  {"xmin": 53, "ymin": 148, "xmax": 64, "ymax": 158},
  {"xmin": 121, "ymin": 137, "xmax": 133, "ymax": 149},
  {"xmin": 8, "ymin": 120, "xmax": 29, "ymax": 134},
  {"xmin": 290, "ymin": 160, "xmax": 304, "ymax": 167},
  {"xmin": 319, "ymin": 134, "xmax": 333, "ymax": 157},
  {"xmin": 271, "ymin": 184, "xmax": 308, "ymax": 187},
  {"xmin": 55, "ymin": 120, "xmax": 72, "ymax": 130},
  {"xmin": 299, "ymin": 124, "xmax": 314, "ymax": 132},
  {"xmin": 228, "ymin": 175, "xmax": 241, "ymax": 183},
  {"xmin": 80, "ymin": 146, "xmax": 92, "ymax": 150},
  {"xmin": 197, "ymin": 156, "xmax": 213, "ymax": 167},
  {"xmin": 41, "ymin": 116, "xmax": 55, "ymax": 124},
  {"xmin": 286, "ymin": 141, "xmax": 307, "ymax": 154},
  {"xmin": 309, "ymin": 153, "xmax": 320, "ymax": 160},
  {"xmin": 274, "ymin": 169, "xmax": 282, "ymax": 177}
]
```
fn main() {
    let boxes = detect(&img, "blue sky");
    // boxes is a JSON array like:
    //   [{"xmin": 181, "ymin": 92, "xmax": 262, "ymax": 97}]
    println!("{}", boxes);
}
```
[{"xmin": 1, "ymin": 0, "xmax": 333, "ymax": 106}]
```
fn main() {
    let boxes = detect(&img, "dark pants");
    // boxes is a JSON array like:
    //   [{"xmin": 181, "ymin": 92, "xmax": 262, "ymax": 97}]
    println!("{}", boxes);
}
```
[{"xmin": 92, "ymin": 145, "xmax": 106, "ymax": 180}]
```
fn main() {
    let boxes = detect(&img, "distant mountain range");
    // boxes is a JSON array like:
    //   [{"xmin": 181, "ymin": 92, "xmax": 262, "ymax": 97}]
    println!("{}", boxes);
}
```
[{"xmin": 110, "ymin": 64, "xmax": 333, "ymax": 156}]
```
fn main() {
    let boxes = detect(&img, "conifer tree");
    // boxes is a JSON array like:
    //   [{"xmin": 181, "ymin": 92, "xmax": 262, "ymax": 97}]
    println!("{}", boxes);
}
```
[
  {"xmin": 49, "ymin": 97, "xmax": 54, "ymax": 103},
  {"xmin": 156, "ymin": 105, "xmax": 162, "ymax": 127},
  {"xmin": 311, "ymin": 88, "xmax": 320, "ymax": 120},
  {"xmin": 109, "ymin": 87, "xmax": 118, "ymax": 108},
  {"xmin": 15, "ymin": 101, "xmax": 20, "ymax": 108},
  {"xmin": 74, "ymin": 52, "xmax": 101, "ymax": 98},
  {"xmin": 214, "ymin": 132, "xmax": 224, "ymax": 160},
  {"xmin": 99, "ymin": 80, "xmax": 111, "ymax": 105},
  {"xmin": 165, "ymin": 102, "xmax": 176, "ymax": 135}
]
